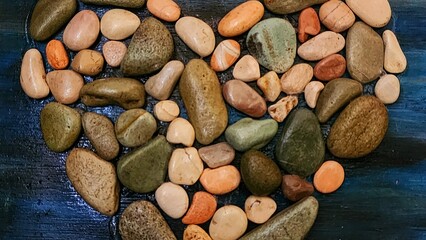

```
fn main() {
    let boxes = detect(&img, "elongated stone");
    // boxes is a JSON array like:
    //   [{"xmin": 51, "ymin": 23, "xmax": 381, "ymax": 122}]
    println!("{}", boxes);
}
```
[
  {"xmin": 81, "ymin": 0, "xmax": 145, "ymax": 8},
  {"xmin": 383, "ymin": 30, "xmax": 407, "ymax": 74},
  {"xmin": 264, "ymin": 0, "xmax": 328, "ymax": 14}
]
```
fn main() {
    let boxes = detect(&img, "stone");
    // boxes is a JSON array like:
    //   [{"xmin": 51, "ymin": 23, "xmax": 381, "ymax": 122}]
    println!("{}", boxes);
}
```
[
  {"xmin": 168, "ymin": 147, "xmax": 204, "ymax": 185},
  {"xmin": 147, "ymin": 0, "xmax": 181, "ymax": 22},
  {"xmin": 218, "ymin": 1, "xmax": 264, "ymax": 37},
  {"xmin": 210, "ymin": 40, "xmax": 240, "ymax": 72},
  {"xmin": 209, "ymin": 205, "xmax": 248, "ymax": 240},
  {"xmin": 223, "ymin": 80, "xmax": 267, "ymax": 118},
  {"xmin": 268, "ymin": 96, "xmax": 298, "ymax": 123},
  {"xmin": 166, "ymin": 117, "xmax": 195, "ymax": 147},
  {"xmin": 257, "ymin": 71, "xmax": 281, "ymax": 102},
  {"xmin": 298, "ymin": 7, "xmax": 321, "ymax": 43},
  {"xmin": 264, "ymin": 0, "xmax": 328, "ymax": 14},
  {"xmin": 20, "ymin": 49, "xmax": 49, "ymax": 99},
  {"xmin": 245, "ymin": 195, "xmax": 277, "ymax": 224},
  {"xmin": 282, "ymin": 175, "xmax": 314, "ymax": 202},
  {"xmin": 182, "ymin": 191, "xmax": 217, "ymax": 225},
  {"xmin": 154, "ymin": 100, "xmax": 180, "ymax": 122},
  {"xmin": 115, "ymin": 109, "xmax": 157, "ymax": 148},
  {"xmin": 298, "ymin": 31, "xmax": 345, "ymax": 61},
  {"xmin": 100, "ymin": 9, "xmax": 140, "ymax": 40},
  {"xmin": 46, "ymin": 40, "xmax": 69, "ymax": 70},
  {"xmin": 280, "ymin": 63, "xmax": 313, "ymax": 95},
  {"xmin": 183, "ymin": 225, "xmax": 212, "ymax": 240},
  {"xmin": 198, "ymin": 142, "xmax": 235, "ymax": 168},
  {"xmin": 199, "ymin": 165, "xmax": 241, "ymax": 195},
  {"xmin": 46, "ymin": 70, "xmax": 83, "ymax": 104},
  {"xmin": 81, "ymin": 0, "xmax": 146, "ymax": 8},
  {"xmin": 304, "ymin": 81, "xmax": 324, "ymax": 109},
  {"xmin": 102, "ymin": 41, "xmax": 127, "ymax": 67},
  {"xmin": 145, "ymin": 60, "xmax": 184, "ymax": 100},
  {"xmin": 63, "ymin": 10, "xmax": 100, "ymax": 51},
  {"xmin": 346, "ymin": 0, "xmax": 391, "ymax": 28},
  {"xmin": 233, "ymin": 55, "xmax": 261, "ymax": 82},
  {"xmin": 319, "ymin": 0, "xmax": 355, "ymax": 33},
  {"xmin": 175, "ymin": 16, "xmax": 215, "ymax": 57},
  {"xmin": 155, "ymin": 182, "xmax": 189, "ymax": 219},
  {"xmin": 383, "ymin": 30, "xmax": 407, "ymax": 74},
  {"xmin": 71, "ymin": 49, "xmax": 104, "ymax": 76},
  {"xmin": 313, "ymin": 54, "xmax": 346, "ymax": 81},
  {"xmin": 375, "ymin": 74, "xmax": 400, "ymax": 104}
]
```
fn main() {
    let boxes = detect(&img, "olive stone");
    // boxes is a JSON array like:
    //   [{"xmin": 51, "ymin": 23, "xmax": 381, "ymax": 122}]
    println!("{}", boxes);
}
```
[
  {"xmin": 264, "ymin": 0, "xmax": 328, "ymax": 14},
  {"xmin": 81, "ymin": 0, "xmax": 145, "ymax": 8}
]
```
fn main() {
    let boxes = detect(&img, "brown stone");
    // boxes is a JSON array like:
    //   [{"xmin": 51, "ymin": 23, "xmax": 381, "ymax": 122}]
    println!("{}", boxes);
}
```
[
  {"xmin": 314, "ymin": 54, "xmax": 346, "ymax": 81},
  {"xmin": 282, "ymin": 175, "xmax": 314, "ymax": 202}
]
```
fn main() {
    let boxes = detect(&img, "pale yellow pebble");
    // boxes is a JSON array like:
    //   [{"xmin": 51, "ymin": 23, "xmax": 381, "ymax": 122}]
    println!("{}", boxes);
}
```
[
  {"xmin": 280, "ymin": 63, "xmax": 313, "ymax": 94},
  {"xmin": 383, "ymin": 30, "xmax": 407, "ymax": 74},
  {"xmin": 147, "ymin": 0, "xmax": 181, "ymax": 22},
  {"xmin": 154, "ymin": 100, "xmax": 180, "ymax": 122},
  {"xmin": 183, "ymin": 225, "xmax": 212, "ymax": 240},
  {"xmin": 346, "ymin": 0, "xmax": 391, "ymax": 28},
  {"xmin": 304, "ymin": 81, "xmax": 325, "ymax": 108},
  {"xmin": 168, "ymin": 147, "xmax": 204, "ymax": 186},
  {"xmin": 244, "ymin": 195, "xmax": 277, "ymax": 224},
  {"xmin": 71, "ymin": 49, "xmax": 104, "ymax": 76},
  {"xmin": 268, "ymin": 95, "xmax": 298, "ymax": 123},
  {"xmin": 166, "ymin": 117, "xmax": 195, "ymax": 147},
  {"xmin": 375, "ymin": 74, "xmax": 400, "ymax": 105},
  {"xmin": 102, "ymin": 41, "xmax": 127, "ymax": 67},
  {"xmin": 63, "ymin": 10, "xmax": 100, "ymax": 51},
  {"xmin": 145, "ymin": 60, "xmax": 185, "ymax": 100},
  {"xmin": 210, "ymin": 39, "xmax": 241, "ymax": 72},
  {"xmin": 20, "ymin": 48, "xmax": 49, "ymax": 99},
  {"xmin": 233, "ymin": 55, "xmax": 260, "ymax": 82},
  {"xmin": 100, "ymin": 9, "xmax": 140, "ymax": 40},
  {"xmin": 297, "ymin": 31, "xmax": 345, "ymax": 61},
  {"xmin": 209, "ymin": 205, "xmax": 248, "ymax": 240},
  {"xmin": 257, "ymin": 71, "xmax": 281, "ymax": 102},
  {"xmin": 155, "ymin": 182, "xmax": 189, "ymax": 219}
]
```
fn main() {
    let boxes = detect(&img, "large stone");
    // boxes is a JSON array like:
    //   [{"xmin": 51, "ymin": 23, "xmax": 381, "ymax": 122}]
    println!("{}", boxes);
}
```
[{"xmin": 264, "ymin": 0, "xmax": 328, "ymax": 14}]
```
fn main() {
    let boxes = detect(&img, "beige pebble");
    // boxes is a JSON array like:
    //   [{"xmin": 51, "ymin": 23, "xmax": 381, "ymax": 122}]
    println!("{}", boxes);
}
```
[
  {"xmin": 198, "ymin": 142, "xmax": 235, "ymax": 168},
  {"xmin": 280, "ymin": 63, "xmax": 313, "ymax": 94},
  {"xmin": 145, "ymin": 60, "xmax": 184, "ymax": 100},
  {"xmin": 375, "ymin": 74, "xmax": 400, "ymax": 105},
  {"xmin": 209, "ymin": 205, "xmax": 248, "ymax": 240},
  {"xmin": 184, "ymin": 225, "xmax": 212, "ymax": 240},
  {"xmin": 268, "ymin": 96, "xmax": 298, "ymax": 123},
  {"xmin": 297, "ymin": 31, "xmax": 345, "ymax": 61},
  {"xmin": 155, "ymin": 182, "xmax": 189, "ymax": 219},
  {"xmin": 154, "ymin": 100, "xmax": 180, "ymax": 122},
  {"xmin": 304, "ymin": 81, "xmax": 325, "ymax": 108},
  {"xmin": 168, "ymin": 148, "xmax": 204, "ymax": 185},
  {"xmin": 319, "ymin": 0, "xmax": 355, "ymax": 32},
  {"xmin": 71, "ymin": 49, "xmax": 104, "ymax": 76},
  {"xmin": 244, "ymin": 195, "xmax": 277, "ymax": 224},
  {"xmin": 223, "ymin": 80, "xmax": 267, "ymax": 118},
  {"xmin": 346, "ymin": 0, "xmax": 391, "ymax": 28},
  {"xmin": 175, "ymin": 16, "xmax": 215, "ymax": 57},
  {"xmin": 102, "ymin": 41, "xmax": 127, "ymax": 67},
  {"xmin": 147, "ymin": 0, "xmax": 181, "ymax": 22},
  {"xmin": 383, "ymin": 30, "xmax": 407, "ymax": 74},
  {"xmin": 63, "ymin": 10, "xmax": 100, "ymax": 51},
  {"xmin": 166, "ymin": 117, "xmax": 195, "ymax": 147},
  {"xmin": 46, "ymin": 70, "xmax": 84, "ymax": 104},
  {"xmin": 257, "ymin": 71, "xmax": 281, "ymax": 102},
  {"xmin": 211, "ymin": 39, "xmax": 241, "ymax": 72},
  {"xmin": 20, "ymin": 48, "xmax": 49, "ymax": 99},
  {"xmin": 199, "ymin": 165, "xmax": 241, "ymax": 195},
  {"xmin": 233, "ymin": 55, "xmax": 261, "ymax": 82},
  {"xmin": 100, "ymin": 9, "xmax": 140, "ymax": 40}
]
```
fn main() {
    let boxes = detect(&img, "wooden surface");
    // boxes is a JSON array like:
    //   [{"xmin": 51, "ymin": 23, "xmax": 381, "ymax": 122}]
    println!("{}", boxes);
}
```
[{"xmin": 0, "ymin": 0, "xmax": 425, "ymax": 239}]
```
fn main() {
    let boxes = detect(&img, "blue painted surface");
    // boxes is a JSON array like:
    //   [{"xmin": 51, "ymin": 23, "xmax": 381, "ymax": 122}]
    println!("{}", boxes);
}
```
[{"xmin": 0, "ymin": 0, "xmax": 425, "ymax": 239}]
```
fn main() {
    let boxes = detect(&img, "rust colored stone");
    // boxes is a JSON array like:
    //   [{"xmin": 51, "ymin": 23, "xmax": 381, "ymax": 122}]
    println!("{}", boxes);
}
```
[
  {"xmin": 298, "ymin": 7, "xmax": 321, "ymax": 43},
  {"xmin": 282, "ymin": 175, "xmax": 314, "ymax": 202},
  {"xmin": 314, "ymin": 54, "xmax": 346, "ymax": 81}
]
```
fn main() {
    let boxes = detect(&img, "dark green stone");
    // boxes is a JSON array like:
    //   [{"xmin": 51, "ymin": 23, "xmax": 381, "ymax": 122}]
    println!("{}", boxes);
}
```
[{"xmin": 81, "ymin": 0, "xmax": 145, "ymax": 8}]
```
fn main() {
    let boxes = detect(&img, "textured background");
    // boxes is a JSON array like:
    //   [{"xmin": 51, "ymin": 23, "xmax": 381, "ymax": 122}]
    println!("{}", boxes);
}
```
[{"xmin": 0, "ymin": 0, "xmax": 425, "ymax": 239}]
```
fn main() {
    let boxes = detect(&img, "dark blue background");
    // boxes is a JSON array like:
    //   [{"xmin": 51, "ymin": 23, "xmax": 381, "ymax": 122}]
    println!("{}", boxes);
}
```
[{"xmin": 0, "ymin": 0, "xmax": 425, "ymax": 239}]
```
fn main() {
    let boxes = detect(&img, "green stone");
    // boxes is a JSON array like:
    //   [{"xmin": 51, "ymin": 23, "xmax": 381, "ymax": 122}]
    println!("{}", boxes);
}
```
[
  {"xmin": 81, "ymin": 0, "xmax": 145, "ymax": 8},
  {"xmin": 117, "ymin": 135, "xmax": 173, "ymax": 193},
  {"xmin": 264, "ymin": 0, "xmax": 328, "ymax": 14},
  {"xmin": 275, "ymin": 109, "xmax": 324, "ymax": 177},
  {"xmin": 240, "ymin": 196, "xmax": 319, "ymax": 240},
  {"xmin": 246, "ymin": 18, "xmax": 296, "ymax": 73},
  {"xmin": 315, "ymin": 78, "xmax": 363, "ymax": 123},
  {"xmin": 225, "ymin": 118, "xmax": 278, "ymax": 152},
  {"xmin": 240, "ymin": 150, "xmax": 282, "ymax": 196}
]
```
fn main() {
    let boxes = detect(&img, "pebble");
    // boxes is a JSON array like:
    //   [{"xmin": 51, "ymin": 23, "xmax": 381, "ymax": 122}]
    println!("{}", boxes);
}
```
[
  {"xmin": 82, "ymin": 112, "xmax": 119, "ymax": 161},
  {"xmin": 315, "ymin": 78, "xmax": 363, "ymax": 123},
  {"xmin": 182, "ymin": 191, "xmax": 217, "ymax": 225},
  {"xmin": 71, "ymin": 49, "xmax": 104, "ymax": 76},
  {"xmin": 313, "ymin": 160, "xmax": 345, "ymax": 193},
  {"xmin": 155, "ymin": 182, "xmax": 189, "ymax": 219},
  {"xmin": 245, "ymin": 195, "xmax": 277, "ymax": 224},
  {"xmin": 66, "ymin": 148, "xmax": 120, "ymax": 216},
  {"xmin": 327, "ymin": 96, "xmax": 388, "ymax": 158},
  {"xmin": 168, "ymin": 147, "xmax": 204, "ymax": 185},
  {"xmin": 247, "ymin": 18, "xmax": 296, "ymax": 73},
  {"xmin": 209, "ymin": 205, "xmax": 248, "ymax": 240},
  {"xmin": 313, "ymin": 54, "xmax": 346, "ymax": 81},
  {"xmin": 282, "ymin": 175, "xmax": 314, "ymax": 202},
  {"xmin": 198, "ymin": 142, "xmax": 235, "ymax": 168},
  {"xmin": 383, "ymin": 30, "xmax": 407, "ymax": 74},
  {"xmin": 102, "ymin": 41, "xmax": 127, "ymax": 67},
  {"xmin": 298, "ymin": 31, "xmax": 345, "ymax": 61},
  {"xmin": 268, "ymin": 95, "xmax": 298, "ymax": 123},
  {"xmin": 225, "ymin": 118, "xmax": 278, "ymax": 152},
  {"xmin": 218, "ymin": 1, "xmax": 264, "ymax": 37},
  {"xmin": 346, "ymin": 21, "xmax": 384, "ymax": 83},
  {"xmin": 100, "ymin": 9, "xmax": 140, "ymax": 40},
  {"xmin": 240, "ymin": 197, "xmax": 318, "ymax": 240},
  {"xmin": 20, "ymin": 49, "xmax": 49, "ymax": 99},
  {"xmin": 346, "ymin": 0, "xmax": 391, "ymax": 28},
  {"xmin": 304, "ymin": 81, "xmax": 324, "ymax": 109},
  {"xmin": 179, "ymin": 59, "xmax": 228, "ymax": 145},
  {"xmin": 121, "ymin": 17, "xmax": 174, "ymax": 76},
  {"xmin": 115, "ymin": 109, "xmax": 157, "ymax": 148},
  {"xmin": 46, "ymin": 70, "xmax": 83, "ymax": 104},
  {"xmin": 183, "ymin": 225, "xmax": 212, "ymax": 240},
  {"xmin": 298, "ymin": 7, "xmax": 321, "ymax": 43},
  {"xmin": 46, "ymin": 40, "xmax": 69, "ymax": 69},
  {"xmin": 117, "ymin": 135, "xmax": 173, "ymax": 193},
  {"xmin": 81, "ymin": 0, "xmax": 146, "ymax": 8},
  {"xmin": 80, "ymin": 77, "xmax": 145, "ymax": 109},
  {"xmin": 276, "ymin": 108, "xmax": 325, "ymax": 177},
  {"xmin": 119, "ymin": 200, "xmax": 177, "ymax": 240},
  {"xmin": 154, "ymin": 100, "xmax": 180, "ymax": 122},
  {"xmin": 199, "ymin": 165, "xmax": 241, "ymax": 195},
  {"xmin": 280, "ymin": 63, "xmax": 313, "ymax": 94},
  {"xmin": 319, "ymin": 0, "xmax": 355, "ymax": 33},
  {"xmin": 166, "ymin": 117, "xmax": 195, "ymax": 147},
  {"xmin": 264, "ymin": 0, "xmax": 328, "ymax": 14},
  {"xmin": 147, "ymin": 0, "xmax": 181, "ymax": 22},
  {"xmin": 29, "ymin": 0, "xmax": 77, "ymax": 41},
  {"xmin": 375, "ymin": 74, "xmax": 401, "ymax": 104},
  {"xmin": 223, "ymin": 80, "xmax": 266, "ymax": 118},
  {"xmin": 210, "ymin": 40, "xmax": 241, "ymax": 72},
  {"xmin": 145, "ymin": 60, "xmax": 184, "ymax": 100},
  {"xmin": 257, "ymin": 71, "xmax": 281, "ymax": 102},
  {"xmin": 232, "ymin": 55, "xmax": 261, "ymax": 82},
  {"xmin": 240, "ymin": 150, "xmax": 282, "ymax": 196},
  {"xmin": 63, "ymin": 10, "xmax": 100, "ymax": 51},
  {"xmin": 175, "ymin": 16, "xmax": 215, "ymax": 57},
  {"xmin": 40, "ymin": 102, "xmax": 81, "ymax": 152}
]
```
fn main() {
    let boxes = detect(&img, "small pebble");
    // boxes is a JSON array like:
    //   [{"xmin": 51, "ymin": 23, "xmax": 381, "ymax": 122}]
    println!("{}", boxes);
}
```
[
  {"xmin": 298, "ymin": 31, "xmax": 345, "ymax": 61},
  {"xmin": 233, "ymin": 55, "xmax": 261, "ymax": 82},
  {"xmin": 182, "ymin": 191, "xmax": 217, "ymax": 225},
  {"xmin": 46, "ymin": 39, "xmax": 69, "ymax": 69},
  {"xmin": 313, "ymin": 160, "xmax": 345, "ymax": 194},
  {"xmin": 374, "ymin": 74, "xmax": 400, "ymax": 104},
  {"xmin": 20, "ymin": 48, "xmax": 49, "ymax": 99},
  {"xmin": 199, "ymin": 165, "xmax": 241, "ymax": 195},
  {"xmin": 155, "ymin": 182, "xmax": 189, "ymax": 219},
  {"xmin": 175, "ymin": 16, "xmax": 215, "ymax": 57},
  {"xmin": 154, "ymin": 100, "xmax": 180, "ymax": 122},
  {"xmin": 319, "ymin": 0, "xmax": 355, "ymax": 32},
  {"xmin": 115, "ymin": 109, "xmax": 157, "ymax": 148},
  {"xmin": 210, "ymin": 39, "xmax": 240, "ymax": 72},
  {"xmin": 245, "ymin": 195, "xmax": 277, "ymax": 224},
  {"xmin": 145, "ymin": 60, "xmax": 184, "ymax": 100},
  {"xmin": 280, "ymin": 63, "xmax": 313, "ymax": 94},
  {"xmin": 168, "ymin": 147, "xmax": 204, "ymax": 186},
  {"xmin": 304, "ymin": 81, "xmax": 324, "ymax": 109},
  {"xmin": 257, "ymin": 71, "xmax": 281, "ymax": 102},
  {"xmin": 63, "ymin": 10, "xmax": 100, "ymax": 51},
  {"xmin": 166, "ymin": 117, "xmax": 195, "ymax": 147},
  {"xmin": 147, "ymin": 0, "xmax": 181, "ymax": 22},
  {"xmin": 183, "ymin": 225, "xmax": 212, "ymax": 240},
  {"xmin": 383, "ymin": 30, "xmax": 407, "ymax": 74},
  {"xmin": 268, "ymin": 95, "xmax": 298, "ymax": 123},
  {"xmin": 100, "ymin": 9, "xmax": 140, "ymax": 40},
  {"xmin": 198, "ymin": 142, "xmax": 235, "ymax": 169},
  {"xmin": 346, "ymin": 0, "xmax": 391, "ymax": 28},
  {"xmin": 298, "ymin": 7, "xmax": 321, "ymax": 43},
  {"xmin": 46, "ymin": 70, "xmax": 83, "ymax": 104},
  {"xmin": 209, "ymin": 205, "xmax": 248, "ymax": 240},
  {"xmin": 71, "ymin": 49, "xmax": 104, "ymax": 76},
  {"xmin": 223, "ymin": 80, "xmax": 267, "ymax": 118},
  {"xmin": 282, "ymin": 175, "xmax": 314, "ymax": 202},
  {"xmin": 313, "ymin": 53, "xmax": 346, "ymax": 81},
  {"xmin": 102, "ymin": 41, "xmax": 127, "ymax": 67}
]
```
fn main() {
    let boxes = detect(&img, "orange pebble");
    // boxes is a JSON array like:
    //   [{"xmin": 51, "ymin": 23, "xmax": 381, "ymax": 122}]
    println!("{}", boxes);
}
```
[
  {"xmin": 210, "ymin": 39, "xmax": 240, "ymax": 72},
  {"xmin": 199, "ymin": 165, "xmax": 241, "ymax": 195},
  {"xmin": 182, "ymin": 191, "xmax": 217, "ymax": 225},
  {"xmin": 46, "ymin": 39, "xmax": 69, "ymax": 69},
  {"xmin": 313, "ymin": 160, "xmax": 345, "ymax": 194},
  {"xmin": 298, "ymin": 7, "xmax": 321, "ymax": 43}
]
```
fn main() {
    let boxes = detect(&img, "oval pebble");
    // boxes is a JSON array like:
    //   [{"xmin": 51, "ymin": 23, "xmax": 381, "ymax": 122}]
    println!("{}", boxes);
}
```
[
  {"xmin": 280, "ymin": 63, "xmax": 313, "ymax": 94},
  {"xmin": 168, "ymin": 147, "xmax": 204, "ymax": 186},
  {"xmin": 198, "ymin": 142, "xmax": 235, "ymax": 169},
  {"xmin": 115, "ymin": 109, "xmax": 157, "ymax": 148},
  {"xmin": 166, "ymin": 117, "xmax": 195, "ymax": 147},
  {"xmin": 199, "ymin": 165, "xmax": 241, "ymax": 195},
  {"xmin": 71, "ymin": 49, "xmax": 104, "ymax": 76},
  {"xmin": 209, "ymin": 205, "xmax": 248, "ymax": 240},
  {"xmin": 319, "ymin": 0, "xmax": 355, "ymax": 32},
  {"xmin": 20, "ymin": 49, "xmax": 49, "ymax": 99},
  {"xmin": 223, "ymin": 80, "xmax": 267, "ymax": 118},
  {"xmin": 313, "ymin": 54, "xmax": 346, "ymax": 81},
  {"xmin": 147, "ymin": 0, "xmax": 181, "ymax": 22},
  {"xmin": 210, "ymin": 39, "xmax": 240, "ymax": 72},
  {"xmin": 375, "ymin": 74, "xmax": 400, "ymax": 105},
  {"xmin": 313, "ymin": 160, "xmax": 345, "ymax": 194},
  {"xmin": 184, "ymin": 225, "xmax": 212, "ymax": 240},
  {"xmin": 346, "ymin": 0, "xmax": 391, "ymax": 28},
  {"xmin": 101, "ymin": 9, "xmax": 140, "ymax": 40},
  {"xmin": 145, "ymin": 60, "xmax": 184, "ymax": 100},
  {"xmin": 175, "ymin": 16, "xmax": 215, "ymax": 57},
  {"xmin": 46, "ymin": 70, "xmax": 84, "ymax": 104},
  {"xmin": 154, "ymin": 100, "xmax": 180, "ymax": 122},
  {"xmin": 298, "ymin": 31, "xmax": 345, "ymax": 61},
  {"xmin": 233, "ymin": 55, "xmax": 260, "ymax": 82},
  {"xmin": 102, "ymin": 41, "xmax": 127, "ymax": 67},
  {"xmin": 46, "ymin": 39, "xmax": 69, "ymax": 70},
  {"xmin": 155, "ymin": 182, "xmax": 189, "ymax": 219},
  {"xmin": 63, "ymin": 10, "xmax": 100, "ymax": 51},
  {"xmin": 182, "ymin": 191, "xmax": 217, "ymax": 225},
  {"xmin": 245, "ymin": 195, "xmax": 277, "ymax": 224},
  {"xmin": 383, "ymin": 30, "xmax": 407, "ymax": 74}
]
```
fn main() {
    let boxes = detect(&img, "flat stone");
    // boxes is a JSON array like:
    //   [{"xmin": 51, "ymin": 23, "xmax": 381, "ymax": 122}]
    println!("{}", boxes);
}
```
[{"xmin": 198, "ymin": 142, "xmax": 235, "ymax": 168}]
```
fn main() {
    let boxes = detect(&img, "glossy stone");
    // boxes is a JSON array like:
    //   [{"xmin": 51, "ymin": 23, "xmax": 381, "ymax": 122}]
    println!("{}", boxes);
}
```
[
  {"xmin": 304, "ymin": 81, "xmax": 324, "ymax": 109},
  {"xmin": 282, "ymin": 175, "xmax": 314, "ymax": 202},
  {"xmin": 346, "ymin": 0, "xmax": 391, "ymax": 28},
  {"xmin": 175, "ymin": 17, "xmax": 215, "ymax": 57},
  {"xmin": 280, "ymin": 63, "xmax": 313, "ymax": 95},
  {"xmin": 166, "ymin": 117, "xmax": 195, "ymax": 147},
  {"xmin": 223, "ymin": 80, "xmax": 267, "ymax": 118},
  {"xmin": 210, "ymin": 40, "xmax": 240, "ymax": 72},
  {"xmin": 375, "ymin": 74, "xmax": 401, "ymax": 104},
  {"xmin": 257, "ymin": 71, "xmax": 281, "ymax": 102},
  {"xmin": 218, "ymin": 1, "xmax": 264, "ymax": 37},
  {"xmin": 63, "ymin": 10, "xmax": 100, "ymax": 51},
  {"xmin": 71, "ymin": 49, "xmax": 104, "ymax": 76},
  {"xmin": 115, "ymin": 109, "xmax": 157, "ymax": 148},
  {"xmin": 100, "ymin": 9, "xmax": 140, "ymax": 40},
  {"xmin": 244, "ymin": 196, "xmax": 277, "ymax": 224},
  {"xmin": 233, "ymin": 55, "xmax": 261, "ymax": 82},
  {"xmin": 298, "ymin": 7, "xmax": 321, "ymax": 43},
  {"xmin": 298, "ymin": 31, "xmax": 345, "ymax": 61},
  {"xmin": 199, "ymin": 165, "xmax": 241, "ymax": 195},
  {"xmin": 168, "ymin": 147, "xmax": 203, "ymax": 185},
  {"xmin": 209, "ymin": 205, "xmax": 248, "ymax": 240},
  {"xmin": 155, "ymin": 182, "xmax": 189, "ymax": 219},
  {"xmin": 20, "ymin": 49, "xmax": 49, "ymax": 99},
  {"xmin": 147, "ymin": 0, "xmax": 181, "ymax": 22},
  {"xmin": 46, "ymin": 70, "xmax": 83, "ymax": 104},
  {"xmin": 154, "ymin": 100, "xmax": 180, "ymax": 122},
  {"xmin": 145, "ymin": 60, "xmax": 184, "ymax": 100},
  {"xmin": 319, "ymin": 0, "xmax": 355, "ymax": 32},
  {"xmin": 313, "ymin": 54, "xmax": 346, "ymax": 81},
  {"xmin": 383, "ymin": 30, "xmax": 407, "ymax": 74}
]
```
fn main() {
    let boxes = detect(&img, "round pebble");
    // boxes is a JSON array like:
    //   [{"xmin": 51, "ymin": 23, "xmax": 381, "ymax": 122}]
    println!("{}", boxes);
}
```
[
  {"xmin": 319, "ymin": 0, "xmax": 355, "ymax": 32},
  {"xmin": 115, "ymin": 109, "xmax": 157, "ymax": 148},
  {"xmin": 233, "ymin": 55, "xmax": 261, "ymax": 82},
  {"xmin": 63, "ymin": 10, "xmax": 100, "ymax": 51},
  {"xmin": 198, "ymin": 142, "xmax": 235, "ymax": 169},
  {"xmin": 182, "ymin": 191, "xmax": 217, "ymax": 225},
  {"xmin": 280, "ymin": 63, "xmax": 313, "ymax": 95},
  {"xmin": 20, "ymin": 48, "xmax": 49, "ymax": 99},
  {"xmin": 175, "ymin": 16, "xmax": 215, "ymax": 57},
  {"xmin": 166, "ymin": 117, "xmax": 195, "ymax": 147},
  {"xmin": 244, "ymin": 195, "xmax": 277, "ymax": 224},
  {"xmin": 100, "ymin": 9, "xmax": 140, "ymax": 40},
  {"xmin": 147, "ymin": 0, "xmax": 181, "ymax": 22},
  {"xmin": 155, "ymin": 182, "xmax": 189, "ymax": 219},
  {"xmin": 313, "ymin": 160, "xmax": 345, "ymax": 194},
  {"xmin": 375, "ymin": 74, "xmax": 400, "ymax": 104},
  {"xmin": 154, "ymin": 100, "xmax": 180, "ymax": 122},
  {"xmin": 209, "ymin": 205, "xmax": 248, "ymax": 240},
  {"xmin": 298, "ymin": 31, "xmax": 345, "ymax": 61},
  {"xmin": 210, "ymin": 39, "xmax": 240, "ymax": 72},
  {"xmin": 102, "ymin": 41, "xmax": 127, "ymax": 67},
  {"xmin": 71, "ymin": 49, "xmax": 104, "ymax": 76},
  {"xmin": 168, "ymin": 147, "xmax": 204, "ymax": 186},
  {"xmin": 199, "ymin": 165, "xmax": 241, "ymax": 195}
]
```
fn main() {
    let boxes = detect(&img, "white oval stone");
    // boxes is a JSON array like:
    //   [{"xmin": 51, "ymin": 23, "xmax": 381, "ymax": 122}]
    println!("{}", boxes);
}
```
[
  {"xmin": 168, "ymin": 147, "xmax": 204, "ymax": 186},
  {"xmin": 209, "ymin": 205, "xmax": 248, "ymax": 240},
  {"xmin": 346, "ymin": 0, "xmax": 391, "ymax": 28},
  {"xmin": 375, "ymin": 74, "xmax": 400, "ymax": 105},
  {"xmin": 175, "ymin": 16, "xmax": 215, "ymax": 57},
  {"xmin": 383, "ymin": 30, "xmax": 407, "ymax": 74},
  {"xmin": 155, "ymin": 182, "xmax": 189, "ymax": 219},
  {"xmin": 244, "ymin": 195, "xmax": 277, "ymax": 224},
  {"xmin": 297, "ymin": 31, "xmax": 345, "ymax": 61},
  {"xmin": 101, "ymin": 9, "xmax": 141, "ymax": 40}
]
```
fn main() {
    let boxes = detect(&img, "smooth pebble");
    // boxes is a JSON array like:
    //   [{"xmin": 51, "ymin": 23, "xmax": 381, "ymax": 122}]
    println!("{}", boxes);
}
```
[
  {"xmin": 223, "ymin": 80, "xmax": 267, "ymax": 118},
  {"xmin": 100, "ymin": 9, "xmax": 140, "ymax": 40},
  {"xmin": 115, "ymin": 109, "xmax": 157, "ymax": 148},
  {"xmin": 154, "ymin": 100, "xmax": 180, "ymax": 122},
  {"xmin": 184, "ymin": 225, "xmax": 212, "ymax": 240},
  {"xmin": 155, "ymin": 182, "xmax": 189, "ymax": 219},
  {"xmin": 182, "ymin": 191, "xmax": 217, "ymax": 225},
  {"xmin": 232, "ymin": 55, "xmax": 260, "ymax": 82},
  {"xmin": 145, "ymin": 60, "xmax": 184, "ymax": 100},
  {"xmin": 209, "ymin": 205, "xmax": 248, "ymax": 240},
  {"xmin": 20, "ymin": 49, "xmax": 49, "ymax": 99},
  {"xmin": 198, "ymin": 142, "xmax": 235, "ymax": 169},
  {"xmin": 166, "ymin": 117, "xmax": 195, "ymax": 147},
  {"xmin": 257, "ymin": 71, "xmax": 281, "ymax": 102},
  {"xmin": 375, "ymin": 74, "xmax": 400, "ymax": 104},
  {"xmin": 102, "ymin": 41, "xmax": 127, "ymax": 67},
  {"xmin": 175, "ymin": 16, "xmax": 215, "ymax": 57},
  {"xmin": 211, "ymin": 39, "xmax": 240, "ymax": 72},
  {"xmin": 346, "ymin": 0, "xmax": 391, "ymax": 28},
  {"xmin": 147, "ymin": 0, "xmax": 181, "ymax": 22},
  {"xmin": 46, "ymin": 70, "xmax": 83, "ymax": 104},
  {"xmin": 383, "ymin": 30, "xmax": 407, "ymax": 74},
  {"xmin": 168, "ymin": 147, "xmax": 204, "ymax": 186},
  {"xmin": 199, "ymin": 165, "xmax": 241, "ymax": 195},
  {"xmin": 46, "ymin": 39, "xmax": 69, "ymax": 70},
  {"xmin": 280, "ymin": 63, "xmax": 313, "ymax": 94},
  {"xmin": 282, "ymin": 175, "xmax": 314, "ymax": 202},
  {"xmin": 63, "ymin": 10, "xmax": 100, "ymax": 51},
  {"xmin": 298, "ymin": 31, "xmax": 345, "ymax": 61},
  {"xmin": 218, "ymin": 1, "xmax": 264, "ymax": 37},
  {"xmin": 304, "ymin": 81, "xmax": 324, "ymax": 109},
  {"xmin": 245, "ymin": 195, "xmax": 277, "ymax": 224},
  {"xmin": 298, "ymin": 7, "xmax": 320, "ymax": 43},
  {"xmin": 313, "ymin": 53, "xmax": 346, "ymax": 81},
  {"xmin": 319, "ymin": 0, "xmax": 355, "ymax": 32},
  {"xmin": 71, "ymin": 49, "xmax": 104, "ymax": 76}
]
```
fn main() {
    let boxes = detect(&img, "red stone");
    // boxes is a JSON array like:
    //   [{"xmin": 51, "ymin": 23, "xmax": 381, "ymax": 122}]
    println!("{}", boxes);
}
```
[
  {"xmin": 298, "ymin": 7, "xmax": 321, "ymax": 43},
  {"xmin": 314, "ymin": 54, "xmax": 346, "ymax": 81}
]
